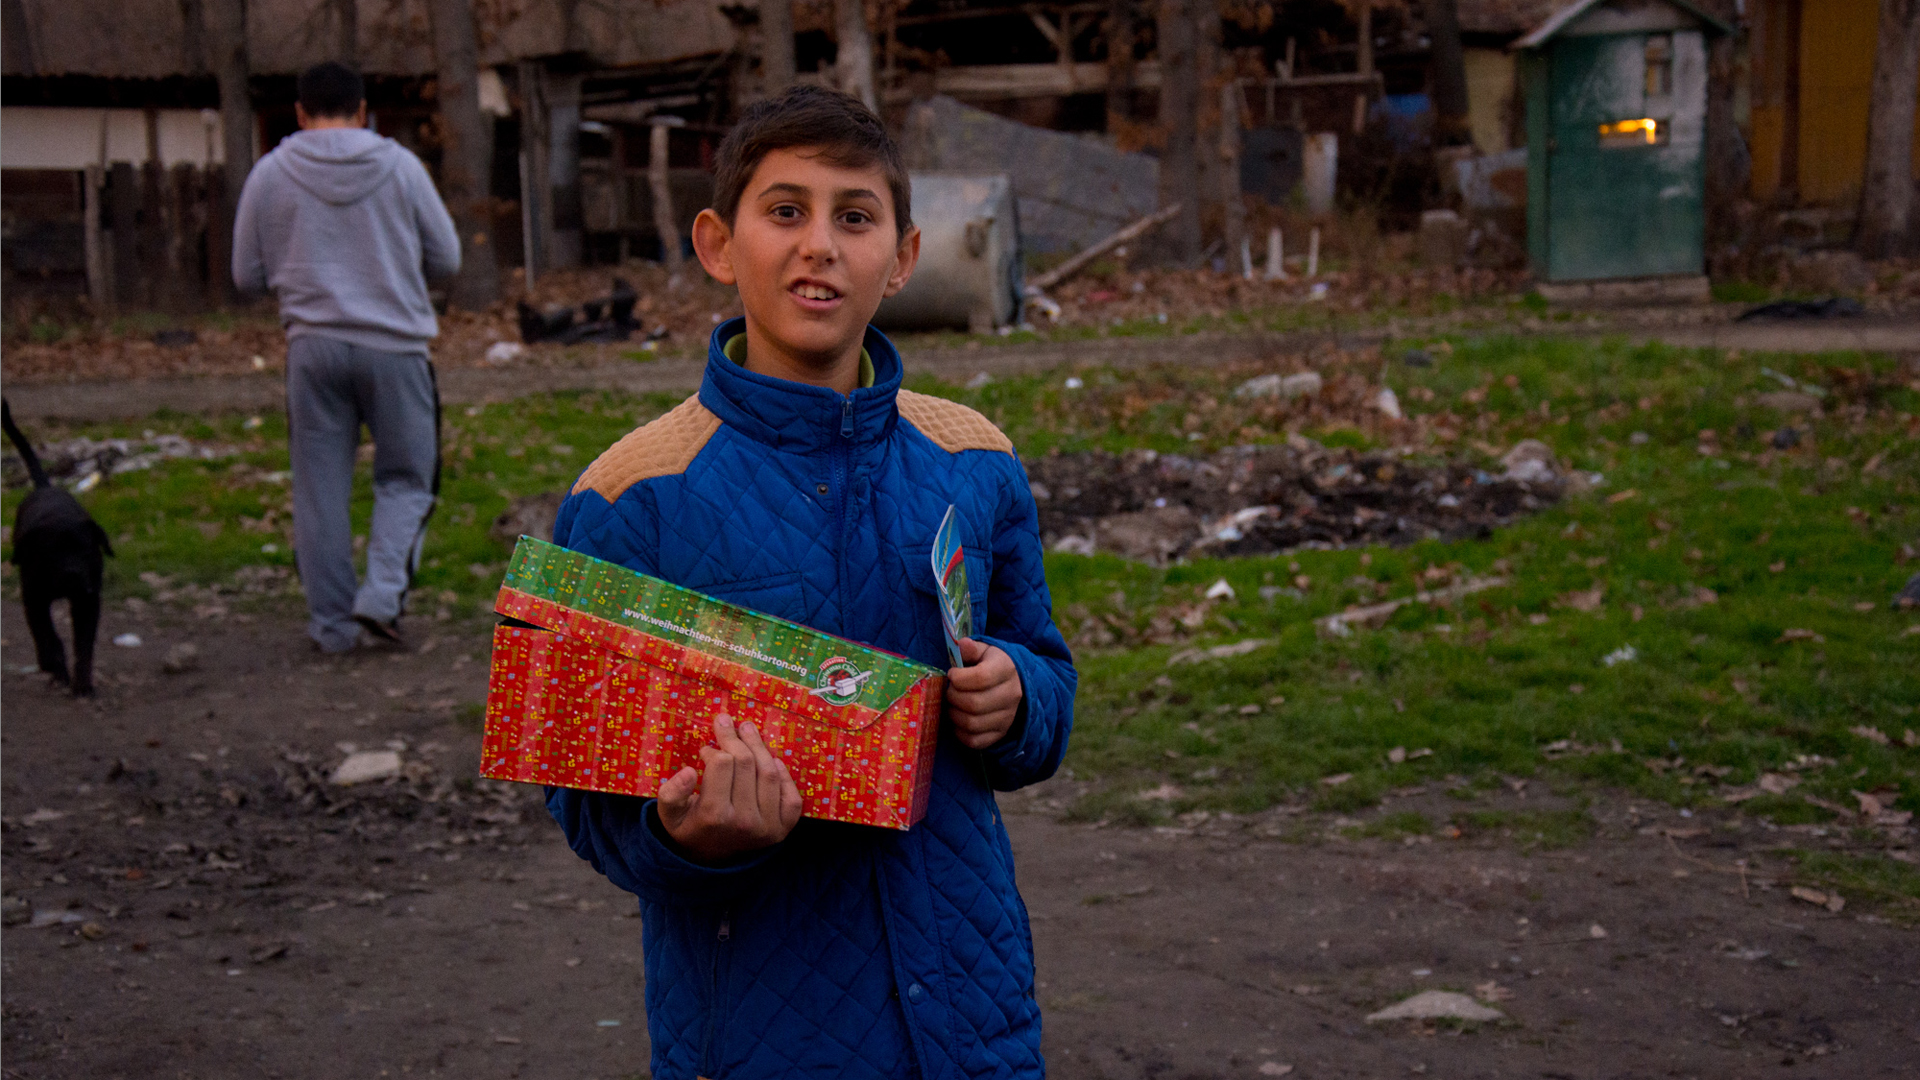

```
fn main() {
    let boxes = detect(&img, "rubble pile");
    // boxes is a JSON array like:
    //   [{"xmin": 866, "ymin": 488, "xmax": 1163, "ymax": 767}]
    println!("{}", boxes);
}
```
[{"xmin": 1029, "ymin": 439, "xmax": 1568, "ymax": 563}]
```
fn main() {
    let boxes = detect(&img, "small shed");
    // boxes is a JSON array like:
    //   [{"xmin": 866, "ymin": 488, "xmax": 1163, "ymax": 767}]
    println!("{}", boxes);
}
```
[{"xmin": 1516, "ymin": 0, "xmax": 1731, "ymax": 283}]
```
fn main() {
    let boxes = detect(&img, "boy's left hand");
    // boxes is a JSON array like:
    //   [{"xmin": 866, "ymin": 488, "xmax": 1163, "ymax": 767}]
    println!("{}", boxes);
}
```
[{"xmin": 945, "ymin": 638, "xmax": 1024, "ymax": 749}]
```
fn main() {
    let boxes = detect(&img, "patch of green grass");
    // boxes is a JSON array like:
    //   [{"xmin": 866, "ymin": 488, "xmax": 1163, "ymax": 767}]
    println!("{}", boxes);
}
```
[
  {"xmin": 1451, "ymin": 808, "xmax": 1595, "ymax": 849},
  {"xmin": 1710, "ymin": 280, "xmax": 1776, "ymax": 304},
  {"xmin": 7, "ymin": 336, "xmax": 1915, "ymax": 839},
  {"xmin": 970, "ymin": 336, "xmax": 1919, "ymax": 822},
  {"xmin": 1787, "ymin": 849, "xmax": 1920, "ymax": 923},
  {"xmin": 1342, "ymin": 810, "xmax": 1433, "ymax": 839}
]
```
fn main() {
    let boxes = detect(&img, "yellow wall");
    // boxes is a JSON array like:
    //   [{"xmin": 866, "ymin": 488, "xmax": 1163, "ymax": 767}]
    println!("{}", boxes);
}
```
[
  {"xmin": 1464, "ymin": 48, "xmax": 1518, "ymax": 155},
  {"xmin": 1797, "ymin": 0, "xmax": 1877, "ymax": 205}
]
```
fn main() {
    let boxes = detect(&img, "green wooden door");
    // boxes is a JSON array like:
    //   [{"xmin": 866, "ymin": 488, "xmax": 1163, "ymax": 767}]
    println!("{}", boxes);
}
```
[{"xmin": 1544, "ymin": 31, "xmax": 1707, "ymax": 281}]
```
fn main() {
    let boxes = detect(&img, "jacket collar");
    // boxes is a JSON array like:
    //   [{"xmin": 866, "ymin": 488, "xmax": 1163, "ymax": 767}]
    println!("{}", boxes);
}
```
[{"xmin": 700, "ymin": 317, "xmax": 903, "ymax": 455}]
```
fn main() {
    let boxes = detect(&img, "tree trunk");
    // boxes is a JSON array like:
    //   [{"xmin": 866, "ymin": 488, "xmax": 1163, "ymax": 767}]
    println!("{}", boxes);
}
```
[
  {"xmin": 1105, "ymin": 0, "xmax": 1134, "ymax": 134},
  {"xmin": 205, "ymin": 0, "xmax": 253, "ymax": 303},
  {"xmin": 334, "ymin": 0, "xmax": 357, "ymax": 64},
  {"xmin": 1859, "ymin": 0, "xmax": 1920, "ymax": 257},
  {"xmin": 427, "ymin": 0, "xmax": 500, "ymax": 309},
  {"xmin": 1155, "ymin": 0, "xmax": 1202, "ymax": 264},
  {"xmin": 762, "ymin": 0, "xmax": 796, "ymax": 95},
  {"xmin": 835, "ymin": 0, "xmax": 876, "ymax": 109},
  {"xmin": 1426, "ymin": 0, "xmax": 1470, "ymax": 146}
]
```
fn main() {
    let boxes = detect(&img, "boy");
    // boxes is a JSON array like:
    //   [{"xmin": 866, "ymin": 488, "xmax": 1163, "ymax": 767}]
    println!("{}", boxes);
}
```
[
  {"xmin": 545, "ymin": 85, "xmax": 1075, "ymax": 1079},
  {"xmin": 233, "ymin": 61, "xmax": 460, "ymax": 652}
]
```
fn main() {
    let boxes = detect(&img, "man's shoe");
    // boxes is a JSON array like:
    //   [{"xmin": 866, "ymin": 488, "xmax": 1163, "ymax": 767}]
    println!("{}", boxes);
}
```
[{"xmin": 354, "ymin": 614, "xmax": 408, "ymax": 649}]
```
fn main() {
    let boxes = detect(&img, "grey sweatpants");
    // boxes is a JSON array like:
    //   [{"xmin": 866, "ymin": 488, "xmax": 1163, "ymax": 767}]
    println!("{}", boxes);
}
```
[{"xmin": 286, "ymin": 335, "xmax": 439, "ymax": 652}]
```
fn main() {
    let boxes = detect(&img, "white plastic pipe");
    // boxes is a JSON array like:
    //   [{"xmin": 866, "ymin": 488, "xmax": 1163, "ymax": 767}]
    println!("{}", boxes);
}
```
[
  {"xmin": 1265, "ymin": 227, "xmax": 1286, "ymax": 280},
  {"xmin": 1307, "ymin": 227, "xmax": 1320, "ymax": 278}
]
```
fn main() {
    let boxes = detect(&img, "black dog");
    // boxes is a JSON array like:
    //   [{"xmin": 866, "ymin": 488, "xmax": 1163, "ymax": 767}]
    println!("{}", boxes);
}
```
[{"xmin": 3, "ymin": 399, "xmax": 113, "ymax": 696}]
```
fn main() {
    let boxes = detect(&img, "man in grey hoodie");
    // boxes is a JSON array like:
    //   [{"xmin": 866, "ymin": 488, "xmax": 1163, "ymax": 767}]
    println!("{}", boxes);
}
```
[{"xmin": 234, "ymin": 62, "xmax": 461, "ymax": 652}]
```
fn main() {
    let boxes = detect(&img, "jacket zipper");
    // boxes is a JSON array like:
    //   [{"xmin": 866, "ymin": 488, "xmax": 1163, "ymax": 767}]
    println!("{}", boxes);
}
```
[
  {"xmin": 703, "ymin": 907, "xmax": 733, "ymax": 1075},
  {"xmin": 834, "ymin": 396, "xmax": 854, "ymax": 624}
]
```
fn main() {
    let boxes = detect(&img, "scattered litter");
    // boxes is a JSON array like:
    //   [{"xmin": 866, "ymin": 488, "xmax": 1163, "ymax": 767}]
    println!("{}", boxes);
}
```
[
  {"xmin": 1628, "ymin": 431, "xmax": 1650, "ymax": 445},
  {"xmin": 965, "ymin": 372, "xmax": 994, "ymax": 389},
  {"xmin": 485, "ymin": 341, "xmax": 527, "ymax": 365},
  {"xmin": 1064, "ymin": 376, "xmax": 1084, "ymax": 390},
  {"xmin": 1203, "ymin": 578, "xmax": 1236, "ymax": 601},
  {"xmin": 1588, "ymin": 923, "xmax": 1608, "ymax": 939},
  {"xmin": 1848, "ymin": 725, "xmax": 1890, "ymax": 746},
  {"xmin": 1257, "ymin": 1064, "xmax": 1294, "ymax": 1077},
  {"xmin": 1231, "ymin": 371, "xmax": 1323, "ymax": 401},
  {"xmin": 1498, "ymin": 439, "xmax": 1558, "ymax": 484},
  {"xmin": 1606, "ymin": 489, "xmax": 1638, "ymax": 504},
  {"xmin": 330, "ymin": 750, "xmax": 404, "ymax": 786},
  {"xmin": 1, "ymin": 433, "xmax": 237, "ymax": 490},
  {"xmin": 1757, "ymin": 772, "xmax": 1800, "ymax": 795},
  {"xmin": 1602, "ymin": 645, "xmax": 1637, "ymax": 667},
  {"xmin": 1136, "ymin": 783, "xmax": 1184, "ymax": 802},
  {"xmin": 251, "ymin": 354, "xmax": 267, "ymax": 370},
  {"xmin": 1374, "ymin": 387, "xmax": 1403, "ymax": 420},
  {"xmin": 162, "ymin": 643, "xmax": 200, "ymax": 675},
  {"xmin": 1167, "ymin": 638, "xmax": 1272, "ymax": 666},
  {"xmin": 243, "ymin": 416, "xmax": 263, "ymax": 430},
  {"xmin": 1790, "ymin": 885, "xmax": 1846, "ymax": 913},
  {"xmin": 20, "ymin": 808, "xmax": 68, "ymax": 825},
  {"xmin": 28, "ymin": 909, "xmax": 88, "ymax": 929},
  {"xmin": 1319, "ymin": 773, "xmax": 1353, "ymax": 787},
  {"xmin": 113, "ymin": 633, "xmax": 143, "ymax": 648},
  {"xmin": 596, "ymin": 1019, "xmax": 621, "ymax": 1027},
  {"xmin": 1388, "ymin": 746, "xmax": 1407, "ymax": 764},
  {"xmin": 1315, "ymin": 576, "xmax": 1507, "ymax": 637},
  {"xmin": 1365, "ymin": 990, "xmax": 1504, "ymax": 1023},
  {"xmin": 1775, "ymin": 628, "xmax": 1824, "ymax": 644}
]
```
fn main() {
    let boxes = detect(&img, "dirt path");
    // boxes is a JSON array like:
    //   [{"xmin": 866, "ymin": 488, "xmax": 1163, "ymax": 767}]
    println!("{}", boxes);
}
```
[
  {"xmin": 4, "ymin": 603, "xmax": 1914, "ymax": 1079},
  {"xmin": 10, "ymin": 317, "xmax": 1918, "ymax": 423}
]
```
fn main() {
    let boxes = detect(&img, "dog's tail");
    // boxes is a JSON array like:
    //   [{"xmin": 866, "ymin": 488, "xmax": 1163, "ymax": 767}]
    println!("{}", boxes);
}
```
[{"xmin": 1, "ymin": 398, "xmax": 53, "ymax": 489}]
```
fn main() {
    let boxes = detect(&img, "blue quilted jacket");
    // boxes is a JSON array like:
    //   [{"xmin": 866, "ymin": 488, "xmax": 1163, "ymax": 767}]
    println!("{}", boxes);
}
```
[{"xmin": 544, "ymin": 319, "xmax": 1076, "ymax": 1080}]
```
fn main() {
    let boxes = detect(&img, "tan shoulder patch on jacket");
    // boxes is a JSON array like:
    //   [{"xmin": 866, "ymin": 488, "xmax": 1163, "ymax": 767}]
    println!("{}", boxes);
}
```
[
  {"xmin": 571, "ymin": 394, "xmax": 722, "ymax": 502},
  {"xmin": 896, "ymin": 390, "xmax": 1013, "ymax": 455}
]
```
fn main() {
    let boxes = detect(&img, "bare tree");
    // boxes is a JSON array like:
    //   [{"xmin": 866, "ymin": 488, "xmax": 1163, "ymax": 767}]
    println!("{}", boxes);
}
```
[
  {"xmin": 762, "ymin": 0, "xmax": 796, "ymax": 95},
  {"xmin": 1156, "ymin": 0, "xmax": 1202, "ymax": 263},
  {"xmin": 835, "ymin": 0, "xmax": 876, "ymax": 109},
  {"xmin": 428, "ymin": 0, "xmax": 500, "ymax": 308},
  {"xmin": 205, "ymin": 0, "xmax": 254, "ymax": 301},
  {"xmin": 1426, "ymin": 0, "xmax": 1469, "ymax": 145},
  {"xmin": 1859, "ymin": 0, "xmax": 1920, "ymax": 257}
]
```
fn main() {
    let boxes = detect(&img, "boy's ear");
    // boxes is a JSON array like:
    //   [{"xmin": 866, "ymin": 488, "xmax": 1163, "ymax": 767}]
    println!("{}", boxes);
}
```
[
  {"xmin": 691, "ymin": 208, "xmax": 737, "ymax": 286},
  {"xmin": 882, "ymin": 225, "xmax": 921, "ymax": 299}
]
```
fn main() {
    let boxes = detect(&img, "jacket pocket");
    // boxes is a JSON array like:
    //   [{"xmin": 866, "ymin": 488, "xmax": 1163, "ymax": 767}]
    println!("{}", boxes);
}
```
[{"xmin": 904, "ymin": 545, "xmax": 991, "ymax": 631}]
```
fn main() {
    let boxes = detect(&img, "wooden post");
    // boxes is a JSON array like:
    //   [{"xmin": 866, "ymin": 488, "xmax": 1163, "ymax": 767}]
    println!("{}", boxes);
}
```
[
  {"xmin": 334, "ymin": 0, "xmax": 357, "ymax": 64},
  {"xmin": 206, "ymin": 0, "xmax": 255, "ymax": 302},
  {"xmin": 1427, "ymin": 0, "xmax": 1470, "ymax": 145},
  {"xmin": 762, "ymin": 0, "xmax": 796, "ymax": 95},
  {"xmin": 84, "ymin": 111, "xmax": 112, "ymax": 313},
  {"xmin": 427, "ymin": 0, "xmax": 501, "ymax": 308},
  {"xmin": 1353, "ymin": 1, "xmax": 1371, "ymax": 135},
  {"xmin": 546, "ymin": 70, "xmax": 584, "ymax": 268},
  {"xmin": 1156, "ymin": 0, "xmax": 1202, "ymax": 264},
  {"xmin": 1219, "ymin": 80, "xmax": 1246, "ymax": 277},
  {"xmin": 1105, "ymin": 0, "xmax": 1135, "ymax": 133},
  {"xmin": 518, "ymin": 61, "xmax": 548, "ymax": 275},
  {"xmin": 835, "ymin": 0, "xmax": 876, "ymax": 109},
  {"xmin": 649, "ymin": 117, "xmax": 685, "ymax": 274},
  {"xmin": 110, "ymin": 161, "xmax": 141, "ymax": 309},
  {"xmin": 1858, "ymin": 0, "xmax": 1920, "ymax": 256}
]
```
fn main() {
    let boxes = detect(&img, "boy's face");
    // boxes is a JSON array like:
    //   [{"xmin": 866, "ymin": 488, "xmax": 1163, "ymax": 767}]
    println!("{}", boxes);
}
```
[{"xmin": 693, "ymin": 148, "xmax": 918, "ymax": 377}]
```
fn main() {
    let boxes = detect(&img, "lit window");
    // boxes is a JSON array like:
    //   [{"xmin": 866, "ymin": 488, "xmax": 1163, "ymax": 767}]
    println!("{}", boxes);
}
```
[
  {"xmin": 1644, "ymin": 33, "xmax": 1674, "ymax": 98},
  {"xmin": 1598, "ymin": 118, "xmax": 1667, "ymax": 148}
]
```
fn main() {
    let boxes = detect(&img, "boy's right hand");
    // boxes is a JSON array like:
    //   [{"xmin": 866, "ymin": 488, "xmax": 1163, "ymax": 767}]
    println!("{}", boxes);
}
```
[{"xmin": 656, "ymin": 715, "xmax": 803, "ymax": 865}]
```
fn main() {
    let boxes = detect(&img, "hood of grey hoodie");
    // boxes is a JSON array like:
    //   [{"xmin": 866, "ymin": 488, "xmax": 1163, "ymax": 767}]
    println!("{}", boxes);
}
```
[{"xmin": 276, "ymin": 128, "xmax": 403, "ymax": 206}]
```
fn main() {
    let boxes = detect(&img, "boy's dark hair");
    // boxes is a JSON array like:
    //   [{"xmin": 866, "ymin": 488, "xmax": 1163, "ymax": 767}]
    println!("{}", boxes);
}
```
[
  {"xmin": 710, "ymin": 85, "xmax": 912, "ymax": 238},
  {"xmin": 298, "ymin": 62, "xmax": 365, "ymax": 119}
]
